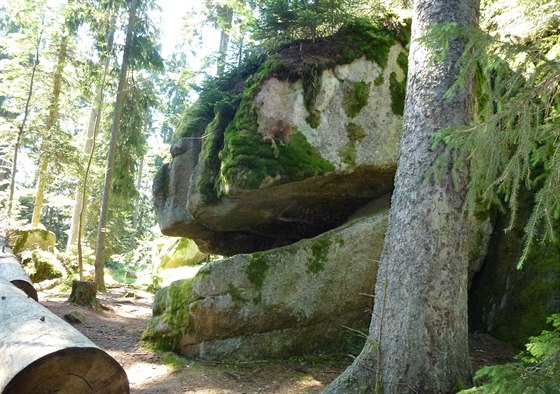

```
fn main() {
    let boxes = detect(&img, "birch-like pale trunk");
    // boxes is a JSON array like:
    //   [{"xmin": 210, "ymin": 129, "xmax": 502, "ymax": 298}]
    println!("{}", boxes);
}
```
[
  {"xmin": 324, "ymin": 0, "xmax": 479, "ymax": 392},
  {"xmin": 216, "ymin": 6, "xmax": 233, "ymax": 76}
]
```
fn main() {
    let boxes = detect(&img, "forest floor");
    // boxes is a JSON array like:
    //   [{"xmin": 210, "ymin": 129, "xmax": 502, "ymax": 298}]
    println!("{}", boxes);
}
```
[{"xmin": 40, "ymin": 285, "xmax": 519, "ymax": 394}]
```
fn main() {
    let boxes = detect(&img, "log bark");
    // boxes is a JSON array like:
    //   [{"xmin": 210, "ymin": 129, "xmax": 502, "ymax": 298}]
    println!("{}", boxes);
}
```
[
  {"xmin": 0, "ymin": 280, "xmax": 129, "ymax": 393},
  {"xmin": 0, "ymin": 254, "xmax": 38, "ymax": 301}
]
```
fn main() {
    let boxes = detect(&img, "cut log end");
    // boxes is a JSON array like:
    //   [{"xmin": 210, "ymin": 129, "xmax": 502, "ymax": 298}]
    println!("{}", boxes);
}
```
[
  {"xmin": 0, "ymin": 280, "xmax": 130, "ymax": 392},
  {"xmin": 0, "ymin": 256, "xmax": 38, "ymax": 301},
  {"xmin": 68, "ymin": 280, "xmax": 99, "ymax": 309},
  {"xmin": 3, "ymin": 347, "xmax": 129, "ymax": 394},
  {"xmin": 10, "ymin": 279, "xmax": 39, "ymax": 301}
]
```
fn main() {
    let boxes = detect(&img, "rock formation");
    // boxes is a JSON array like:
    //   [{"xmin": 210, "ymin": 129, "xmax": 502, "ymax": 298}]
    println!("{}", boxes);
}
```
[
  {"xmin": 153, "ymin": 21, "xmax": 409, "ymax": 256},
  {"xmin": 147, "ymin": 18, "xmax": 559, "ymax": 360},
  {"xmin": 144, "ymin": 196, "xmax": 390, "ymax": 359}
]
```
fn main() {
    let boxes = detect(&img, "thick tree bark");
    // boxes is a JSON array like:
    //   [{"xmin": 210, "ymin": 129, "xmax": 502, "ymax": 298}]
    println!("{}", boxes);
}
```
[
  {"xmin": 68, "ymin": 280, "xmax": 99, "ymax": 308},
  {"xmin": 31, "ymin": 33, "xmax": 69, "ymax": 227},
  {"xmin": 94, "ymin": 0, "xmax": 138, "ymax": 291},
  {"xmin": 324, "ymin": 1, "xmax": 479, "ymax": 393},
  {"xmin": 0, "ymin": 280, "xmax": 129, "ymax": 393}
]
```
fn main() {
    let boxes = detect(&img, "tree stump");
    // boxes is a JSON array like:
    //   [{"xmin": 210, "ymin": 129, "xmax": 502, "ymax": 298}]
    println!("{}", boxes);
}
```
[
  {"xmin": 0, "ymin": 255, "xmax": 38, "ymax": 301},
  {"xmin": 68, "ymin": 280, "xmax": 99, "ymax": 308},
  {"xmin": 0, "ymin": 280, "xmax": 129, "ymax": 393}
]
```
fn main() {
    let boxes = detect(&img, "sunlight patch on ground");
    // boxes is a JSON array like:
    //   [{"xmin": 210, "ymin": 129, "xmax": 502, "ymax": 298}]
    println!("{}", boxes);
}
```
[
  {"xmin": 126, "ymin": 361, "xmax": 173, "ymax": 386},
  {"xmin": 294, "ymin": 375, "xmax": 324, "ymax": 390}
]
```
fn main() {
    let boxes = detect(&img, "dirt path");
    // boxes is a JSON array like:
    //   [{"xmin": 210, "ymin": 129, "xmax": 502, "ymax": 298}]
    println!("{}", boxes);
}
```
[
  {"xmin": 40, "ymin": 287, "xmax": 350, "ymax": 393},
  {"xmin": 40, "ymin": 286, "xmax": 518, "ymax": 393}
]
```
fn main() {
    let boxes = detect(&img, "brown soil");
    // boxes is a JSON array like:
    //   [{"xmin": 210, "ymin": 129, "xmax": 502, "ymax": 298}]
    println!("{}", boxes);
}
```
[{"xmin": 40, "ymin": 286, "xmax": 518, "ymax": 394}]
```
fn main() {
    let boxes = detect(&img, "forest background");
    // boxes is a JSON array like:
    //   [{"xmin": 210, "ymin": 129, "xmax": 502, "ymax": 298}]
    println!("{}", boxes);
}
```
[{"xmin": 0, "ymin": 0, "xmax": 559, "ymax": 391}]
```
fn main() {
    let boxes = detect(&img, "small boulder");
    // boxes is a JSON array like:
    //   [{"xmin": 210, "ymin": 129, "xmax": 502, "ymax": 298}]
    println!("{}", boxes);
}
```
[
  {"xmin": 157, "ymin": 238, "xmax": 207, "ymax": 270},
  {"xmin": 19, "ymin": 250, "xmax": 66, "ymax": 283},
  {"xmin": 64, "ymin": 311, "xmax": 85, "ymax": 324}
]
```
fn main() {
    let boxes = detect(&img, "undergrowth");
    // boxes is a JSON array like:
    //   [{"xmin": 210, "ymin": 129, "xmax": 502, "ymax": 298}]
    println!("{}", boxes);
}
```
[{"xmin": 461, "ymin": 314, "xmax": 560, "ymax": 393}]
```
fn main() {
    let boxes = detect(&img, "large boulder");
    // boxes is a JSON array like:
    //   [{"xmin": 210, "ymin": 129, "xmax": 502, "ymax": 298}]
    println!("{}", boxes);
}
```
[
  {"xmin": 153, "ymin": 21, "xmax": 409, "ymax": 256},
  {"xmin": 9, "ymin": 227, "xmax": 56, "ymax": 254},
  {"xmin": 156, "ymin": 237, "xmax": 208, "ymax": 270},
  {"xmin": 20, "ymin": 249, "xmax": 66, "ymax": 283},
  {"xmin": 143, "ymin": 195, "xmax": 390, "ymax": 360}
]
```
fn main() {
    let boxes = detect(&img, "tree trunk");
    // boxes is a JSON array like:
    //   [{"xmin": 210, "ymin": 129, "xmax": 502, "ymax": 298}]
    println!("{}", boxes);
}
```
[
  {"xmin": 6, "ymin": 18, "xmax": 43, "ymax": 220},
  {"xmin": 324, "ymin": 1, "xmax": 479, "ymax": 393},
  {"xmin": 67, "ymin": 22, "xmax": 116, "ymax": 253},
  {"xmin": 94, "ymin": 0, "xmax": 138, "ymax": 291},
  {"xmin": 68, "ymin": 280, "xmax": 99, "ymax": 309},
  {"xmin": 66, "ymin": 92, "xmax": 100, "ymax": 250},
  {"xmin": 31, "ymin": 33, "xmax": 69, "ymax": 227},
  {"xmin": 0, "ymin": 279, "xmax": 129, "ymax": 393},
  {"xmin": 216, "ymin": 5, "xmax": 233, "ymax": 76},
  {"xmin": 132, "ymin": 144, "xmax": 145, "ymax": 235}
]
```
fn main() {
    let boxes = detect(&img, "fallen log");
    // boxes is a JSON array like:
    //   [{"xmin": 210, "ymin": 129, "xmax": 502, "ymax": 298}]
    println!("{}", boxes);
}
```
[
  {"xmin": 0, "ymin": 255, "xmax": 38, "ymax": 301},
  {"xmin": 0, "ymin": 280, "xmax": 129, "ymax": 393}
]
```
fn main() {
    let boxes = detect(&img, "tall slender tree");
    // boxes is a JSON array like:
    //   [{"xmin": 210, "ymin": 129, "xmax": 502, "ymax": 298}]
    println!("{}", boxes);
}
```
[
  {"xmin": 94, "ymin": 0, "xmax": 138, "ymax": 291},
  {"xmin": 5, "ymin": 16, "xmax": 44, "ymax": 220},
  {"xmin": 31, "ymin": 31, "xmax": 69, "ymax": 227},
  {"xmin": 66, "ymin": 11, "xmax": 117, "ymax": 252},
  {"xmin": 215, "ymin": 4, "xmax": 233, "ymax": 75},
  {"xmin": 324, "ymin": 0, "xmax": 480, "ymax": 392}
]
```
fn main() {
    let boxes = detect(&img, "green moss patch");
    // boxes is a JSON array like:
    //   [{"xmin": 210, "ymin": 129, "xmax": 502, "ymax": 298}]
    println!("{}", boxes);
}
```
[
  {"xmin": 247, "ymin": 253, "xmax": 269, "ymax": 288},
  {"xmin": 389, "ymin": 71, "xmax": 406, "ymax": 116},
  {"xmin": 142, "ymin": 279, "xmax": 199, "ymax": 351},
  {"xmin": 198, "ymin": 102, "xmax": 237, "ymax": 201},
  {"xmin": 20, "ymin": 249, "xmax": 65, "ymax": 283},
  {"xmin": 339, "ymin": 123, "xmax": 367, "ymax": 166},
  {"xmin": 172, "ymin": 55, "xmax": 265, "ymax": 141},
  {"xmin": 219, "ymin": 124, "xmax": 335, "ymax": 192},
  {"xmin": 333, "ymin": 17, "xmax": 410, "ymax": 68},
  {"xmin": 343, "ymin": 82, "xmax": 371, "ymax": 118},
  {"xmin": 340, "ymin": 143, "xmax": 357, "ymax": 166},
  {"xmin": 397, "ymin": 51, "xmax": 408, "ymax": 75},
  {"xmin": 227, "ymin": 283, "xmax": 249, "ymax": 303},
  {"xmin": 307, "ymin": 238, "xmax": 332, "ymax": 274},
  {"xmin": 347, "ymin": 122, "xmax": 367, "ymax": 142},
  {"xmin": 307, "ymin": 237, "xmax": 344, "ymax": 274}
]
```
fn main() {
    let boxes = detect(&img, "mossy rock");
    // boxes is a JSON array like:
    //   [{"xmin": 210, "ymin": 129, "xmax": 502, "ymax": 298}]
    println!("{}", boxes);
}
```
[
  {"xmin": 154, "ymin": 19, "xmax": 408, "ymax": 256},
  {"xmin": 143, "ymin": 278, "xmax": 200, "ymax": 351},
  {"xmin": 158, "ymin": 238, "xmax": 207, "ymax": 270},
  {"xmin": 144, "ymin": 196, "xmax": 390, "ymax": 360},
  {"xmin": 10, "ymin": 227, "xmax": 56, "ymax": 254},
  {"xmin": 469, "ymin": 196, "xmax": 560, "ymax": 348},
  {"xmin": 19, "ymin": 249, "xmax": 66, "ymax": 283}
]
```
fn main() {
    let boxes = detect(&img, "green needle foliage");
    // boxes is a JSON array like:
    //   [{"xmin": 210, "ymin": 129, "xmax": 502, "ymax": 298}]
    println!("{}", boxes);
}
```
[
  {"xmin": 427, "ymin": 17, "xmax": 560, "ymax": 267},
  {"xmin": 460, "ymin": 314, "xmax": 560, "ymax": 393}
]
